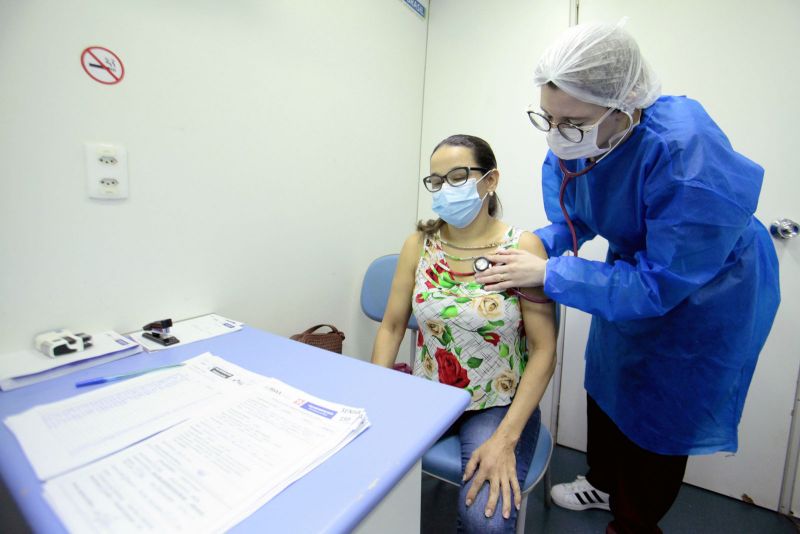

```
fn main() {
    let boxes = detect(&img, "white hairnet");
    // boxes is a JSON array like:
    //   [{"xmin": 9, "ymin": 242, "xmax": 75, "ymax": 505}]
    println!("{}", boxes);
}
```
[{"xmin": 534, "ymin": 19, "xmax": 661, "ymax": 114}]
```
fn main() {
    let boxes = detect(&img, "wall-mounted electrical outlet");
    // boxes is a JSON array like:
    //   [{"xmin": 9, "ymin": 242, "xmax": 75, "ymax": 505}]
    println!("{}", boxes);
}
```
[{"xmin": 86, "ymin": 143, "xmax": 128, "ymax": 199}]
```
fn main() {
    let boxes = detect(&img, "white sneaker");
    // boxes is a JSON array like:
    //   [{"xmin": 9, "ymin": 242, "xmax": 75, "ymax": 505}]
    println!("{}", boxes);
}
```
[{"xmin": 551, "ymin": 475, "xmax": 611, "ymax": 511}]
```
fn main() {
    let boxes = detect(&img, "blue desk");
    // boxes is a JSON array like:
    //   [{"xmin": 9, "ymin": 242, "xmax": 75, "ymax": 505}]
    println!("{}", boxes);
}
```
[{"xmin": 0, "ymin": 326, "xmax": 469, "ymax": 533}]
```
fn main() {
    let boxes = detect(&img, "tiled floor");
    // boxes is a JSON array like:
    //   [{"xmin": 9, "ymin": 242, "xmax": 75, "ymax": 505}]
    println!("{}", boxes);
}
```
[{"xmin": 422, "ymin": 445, "xmax": 799, "ymax": 533}]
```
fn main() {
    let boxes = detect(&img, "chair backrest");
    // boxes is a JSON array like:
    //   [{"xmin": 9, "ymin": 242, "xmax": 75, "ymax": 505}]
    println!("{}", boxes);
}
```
[{"xmin": 360, "ymin": 254, "xmax": 418, "ymax": 330}]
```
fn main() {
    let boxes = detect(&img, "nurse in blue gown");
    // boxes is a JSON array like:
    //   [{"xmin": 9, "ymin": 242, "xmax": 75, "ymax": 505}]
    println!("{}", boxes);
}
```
[{"xmin": 475, "ymin": 20, "xmax": 780, "ymax": 534}]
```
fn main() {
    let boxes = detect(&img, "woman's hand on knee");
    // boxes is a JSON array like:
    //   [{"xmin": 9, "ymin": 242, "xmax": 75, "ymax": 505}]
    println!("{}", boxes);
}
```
[{"xmin": 463, "ymin": 435, "xmax": 521, "ymax": 519}]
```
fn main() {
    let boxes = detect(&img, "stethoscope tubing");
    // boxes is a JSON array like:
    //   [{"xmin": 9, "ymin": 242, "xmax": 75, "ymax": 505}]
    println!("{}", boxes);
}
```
[{"xmin": 473, "ymin": 159, "xmax": 588, "ymax": 304}]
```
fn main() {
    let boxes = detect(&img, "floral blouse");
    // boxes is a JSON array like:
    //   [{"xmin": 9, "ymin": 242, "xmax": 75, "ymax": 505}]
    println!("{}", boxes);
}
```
[{"xmin": 412, "ymin": 227, "xmax": 527, "ymax": 411}]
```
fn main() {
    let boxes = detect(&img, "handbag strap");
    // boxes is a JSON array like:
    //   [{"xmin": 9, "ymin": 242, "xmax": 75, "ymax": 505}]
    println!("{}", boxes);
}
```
[{"xmin": 299, "ymin": 324, "xmax": 344, "ymax": 337}]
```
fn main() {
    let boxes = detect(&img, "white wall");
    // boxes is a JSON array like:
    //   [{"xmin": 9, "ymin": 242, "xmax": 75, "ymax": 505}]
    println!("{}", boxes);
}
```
[
  {"xmin": 0, "ymin": 0, "xmax": 428, "ymax": 360},
  {"xmin": 418, "ymin": 0, "xmax": 571, "ymax": 426}
]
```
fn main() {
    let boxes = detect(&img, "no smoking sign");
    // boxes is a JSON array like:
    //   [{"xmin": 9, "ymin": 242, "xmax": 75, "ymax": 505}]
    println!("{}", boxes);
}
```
[{"xmin": 81, "ymin": 46, "xmax": 124, "ymax": 85}]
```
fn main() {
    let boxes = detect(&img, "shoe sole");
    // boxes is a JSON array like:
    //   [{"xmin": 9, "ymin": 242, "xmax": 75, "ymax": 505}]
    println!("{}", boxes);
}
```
[{"xmin": 551, "ymin": 497, "xmax": 610, "ymax": 512}]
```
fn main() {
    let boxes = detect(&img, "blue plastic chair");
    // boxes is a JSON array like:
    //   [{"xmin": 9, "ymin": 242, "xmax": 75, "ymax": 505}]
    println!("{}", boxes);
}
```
[
  {"xmin": 360, "ymin": 254, "xmax": 417, "ymax": 330},
  {"xmin": 360, "ymin": 254, "xmax": 553, "ymax": 533}
]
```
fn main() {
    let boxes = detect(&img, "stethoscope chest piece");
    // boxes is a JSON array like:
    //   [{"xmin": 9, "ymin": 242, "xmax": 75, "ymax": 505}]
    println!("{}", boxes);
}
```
[{"xmin": 473, "ymin": 256, "xmax": 491, "ymax": 273}]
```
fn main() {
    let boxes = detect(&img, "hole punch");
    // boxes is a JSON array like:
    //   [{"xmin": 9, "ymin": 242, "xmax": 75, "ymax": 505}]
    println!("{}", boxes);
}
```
[{"xmin": 35, "ymin": 330, "xmax": 92, "ymax": 358}]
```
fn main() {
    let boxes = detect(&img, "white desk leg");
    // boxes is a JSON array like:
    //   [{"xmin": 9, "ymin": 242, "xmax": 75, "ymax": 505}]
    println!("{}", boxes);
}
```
[{"xmin": 353, "ymin": 460, "xmax": 421, "ymax": 534}]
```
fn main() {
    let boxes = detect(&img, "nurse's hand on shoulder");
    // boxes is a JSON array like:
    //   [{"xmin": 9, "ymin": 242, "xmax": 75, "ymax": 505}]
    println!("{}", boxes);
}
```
[
  {"xmin": 463, "ymin": 434, "xmax": 520, "ymax": 519},
  {"xmin": 475, "ymin": 248, "xmax": 547, "ymax": 291}
]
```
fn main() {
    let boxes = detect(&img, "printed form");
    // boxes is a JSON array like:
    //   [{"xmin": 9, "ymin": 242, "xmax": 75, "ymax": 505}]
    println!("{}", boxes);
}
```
[
  {"xmin": 6, "ymin": 353, "xmax": 369, "ymax": 533},
  {"xmin": 0, "ymin": 331, "xmax": 142, "ymax": 391},
  {"xmin": 4, "ymin": 353, "xmax": 264, "ymax": 480}
]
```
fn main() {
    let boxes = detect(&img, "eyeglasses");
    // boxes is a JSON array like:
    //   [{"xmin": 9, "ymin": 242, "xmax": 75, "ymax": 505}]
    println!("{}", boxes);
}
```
[
  {"xmin": 526, "ymin": 107, "xmax": 615, "ymax": 143},
  {"xmin": 422, "ymin": 166, "xmax": 489, "ymax": 192}
]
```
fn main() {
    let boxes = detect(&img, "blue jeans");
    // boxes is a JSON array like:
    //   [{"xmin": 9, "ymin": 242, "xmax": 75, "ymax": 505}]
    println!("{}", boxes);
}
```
[{"xmin": 444, "ymin": 405, "xmax": 541, "ymax": 534}]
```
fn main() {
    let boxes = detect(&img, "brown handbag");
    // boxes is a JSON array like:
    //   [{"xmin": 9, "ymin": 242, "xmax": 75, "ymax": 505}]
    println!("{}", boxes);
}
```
[{"xmin": 290, "ymin": 324, "xmax": 346, "ymax": 353}]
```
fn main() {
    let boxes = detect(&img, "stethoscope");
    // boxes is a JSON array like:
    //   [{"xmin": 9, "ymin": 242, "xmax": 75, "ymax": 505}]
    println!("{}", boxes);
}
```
[{"xmin": 473, "ymin": 158, "xmax": 595, "ymax": 304}]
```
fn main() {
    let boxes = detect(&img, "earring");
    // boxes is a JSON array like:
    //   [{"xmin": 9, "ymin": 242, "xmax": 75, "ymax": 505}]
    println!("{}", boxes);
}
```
[{"xmin": 489, "ymin": 191, "xmax": 495, "ymax": 197}]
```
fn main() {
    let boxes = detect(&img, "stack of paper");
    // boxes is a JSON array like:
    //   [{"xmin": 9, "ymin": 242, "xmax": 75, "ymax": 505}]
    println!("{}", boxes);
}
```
[
  {"xmin": 5, "ymin": 353, "xmax": 369, "ymax": 533},
  {"xmin": 5, "ymin": 353, "xmax": 265, "ymax": 480},
  {"xmin": 0, "ymin": 331, "xmax": 142, "ymax": 391}
]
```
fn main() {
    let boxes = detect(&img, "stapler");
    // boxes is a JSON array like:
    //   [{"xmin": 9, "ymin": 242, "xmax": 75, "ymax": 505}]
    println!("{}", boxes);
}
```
[
  {"xmin": 142, "ymin": 319, "xmax": 180, "ymax": 346},
  {"xmin": 35, "ymin": 329, "xmax": 93, "ymax": 358}
]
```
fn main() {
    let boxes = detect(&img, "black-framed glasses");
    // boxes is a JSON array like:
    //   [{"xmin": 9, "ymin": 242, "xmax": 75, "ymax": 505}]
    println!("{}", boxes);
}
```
[
  {"xmin": 422, "ymin": 166, "xmax": 489, "ymax": 192},
  {"xmin": 526, "ymin": 107, "xmax": 614, "ymax": 143}
]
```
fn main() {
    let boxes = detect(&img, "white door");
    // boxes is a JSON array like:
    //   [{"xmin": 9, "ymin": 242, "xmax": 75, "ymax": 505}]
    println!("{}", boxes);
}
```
[
  {"xmin": 791, "ymin": 454, "xmax": 800, "ymax": 517},
  {"xmin": 555, "ymin": 0, "xmax": 800, "ymax": 510}
]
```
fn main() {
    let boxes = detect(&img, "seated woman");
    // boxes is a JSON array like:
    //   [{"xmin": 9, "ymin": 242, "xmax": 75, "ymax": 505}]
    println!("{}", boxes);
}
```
[{"xmin": 371, "ymin": 134, "xmax": 557, "ymax": 533}]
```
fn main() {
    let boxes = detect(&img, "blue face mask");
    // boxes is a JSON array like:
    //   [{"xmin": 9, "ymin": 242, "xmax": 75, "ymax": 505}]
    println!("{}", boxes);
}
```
[{"xmin": 431, "ymin": 171, "xmax": 490, "ymax": 228}]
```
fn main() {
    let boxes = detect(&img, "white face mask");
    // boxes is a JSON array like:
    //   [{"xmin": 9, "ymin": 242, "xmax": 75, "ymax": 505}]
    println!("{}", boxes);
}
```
[
  {"xmin": 431, "ymin": 172, "xmax": 491, "ymax": 228},
  {"xmin": 546, "ymin": 109, "xmax": 633, "ymax": 161}
]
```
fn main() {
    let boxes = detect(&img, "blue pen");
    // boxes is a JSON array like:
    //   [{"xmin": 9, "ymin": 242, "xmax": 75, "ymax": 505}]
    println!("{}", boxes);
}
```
[{"xmin": 75, "ymin": 363, "xmax": 185, "ymax": 388}]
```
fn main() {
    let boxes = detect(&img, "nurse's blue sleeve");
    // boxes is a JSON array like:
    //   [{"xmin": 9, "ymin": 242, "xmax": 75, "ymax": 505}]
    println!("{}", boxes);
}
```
[
  {"xmin": 535, "ymin": 222, "xmax": 596, "ymax": 258},
  {"xmin": 534, "ymin": 153, "xmax": 596, "ymax": 257},
  {"xmin": 544, "ymin": 158, "xmax": 757, "ymax": 322}
]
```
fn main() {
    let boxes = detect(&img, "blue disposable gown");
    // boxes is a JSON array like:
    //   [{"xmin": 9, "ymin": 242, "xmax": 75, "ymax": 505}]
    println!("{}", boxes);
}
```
[{"xmin": 535, "ymin": 96, "xmax": 780, "ymax": 455}]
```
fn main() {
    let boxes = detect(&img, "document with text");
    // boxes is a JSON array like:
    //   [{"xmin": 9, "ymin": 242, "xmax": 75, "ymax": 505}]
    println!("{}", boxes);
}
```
[
  {"xmin": 0, "ymin": 331, "xmax": 142, "ymax": 391},
  {"xmin": 4, "ymin": 353, "xmax": 265, "ymax": 480},
  {"xmin": 41, "ymin": 373, "xmax": 369, "ymax": 533}
]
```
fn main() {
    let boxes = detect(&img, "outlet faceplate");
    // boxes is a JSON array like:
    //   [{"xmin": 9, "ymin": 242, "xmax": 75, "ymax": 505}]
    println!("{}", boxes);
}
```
[{"xmin": 86, "ymin": 143, "xmax": 128, "ymax": 199}]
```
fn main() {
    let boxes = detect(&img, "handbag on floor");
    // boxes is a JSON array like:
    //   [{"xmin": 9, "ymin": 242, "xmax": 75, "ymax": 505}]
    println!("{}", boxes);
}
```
[
  {"xmin": 290, "ymin": 324, "xmax": 345, "ymax": 354},
  {"xmin": 392, "ymin": 363, "xmax": 412, "ymax": 374}
]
